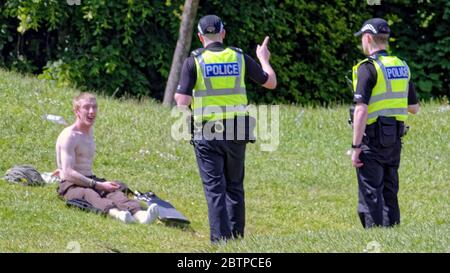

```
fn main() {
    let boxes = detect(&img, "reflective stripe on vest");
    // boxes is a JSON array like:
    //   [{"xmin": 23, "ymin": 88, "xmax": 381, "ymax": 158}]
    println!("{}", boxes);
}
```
[
  {"xmin": 192, "ymin": 48, "xmax": 247, "ymax": 122},
  {"xmin": 367, "ymin": 108, "xmax": 408, "ymax": 120},
  {"xmin": 193, "ymin": 87, "xmax": 247, "ymax": 97},
  {"xmin": 352, "ymin": 55, "xmax": 409, "ymax": 125},
  {"xmin": 192, "ymin": 105, "xmax": 248, "ymax": 116}
]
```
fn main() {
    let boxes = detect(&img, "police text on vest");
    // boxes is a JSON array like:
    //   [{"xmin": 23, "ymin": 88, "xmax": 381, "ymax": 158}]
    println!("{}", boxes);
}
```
[
  {"xmin": 204, "ymin": 63, "xmax": 240, "ymax": 77},
  {"xmin": 386, "ymin": 66, "xmax": 408, "ymax": 79}
]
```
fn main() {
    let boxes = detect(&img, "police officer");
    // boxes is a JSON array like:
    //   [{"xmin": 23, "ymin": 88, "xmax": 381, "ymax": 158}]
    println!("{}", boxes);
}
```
[
  {"xmin": 174, "ymin": 14, "xmax": 277, "ymax": 243},
  {"xmin": 351, "ymin": 18, "xmax": 420, "ymax": 228}
]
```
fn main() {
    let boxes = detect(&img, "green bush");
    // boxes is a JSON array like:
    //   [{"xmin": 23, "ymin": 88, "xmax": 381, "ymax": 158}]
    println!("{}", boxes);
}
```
[
  {"xmin": 378, "ymin": 0, "xmax": 450, "ymax": 100},
  {"xmin": 0, "ymin": 0, "xmax": 448, "ymax": 103},
  {"xmin": 1, "ymin": 0, "xmax": 183, "ymax": 99},
  {"xmin": 200, "ymin": 0, "xmax": 371, "ymax": 104}
]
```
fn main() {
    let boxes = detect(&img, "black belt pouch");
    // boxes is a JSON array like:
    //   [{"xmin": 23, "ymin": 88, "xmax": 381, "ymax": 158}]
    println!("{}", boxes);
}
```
[{"xmin": 377, "ymin": 116, "xmax": 398, "ymax": 147}]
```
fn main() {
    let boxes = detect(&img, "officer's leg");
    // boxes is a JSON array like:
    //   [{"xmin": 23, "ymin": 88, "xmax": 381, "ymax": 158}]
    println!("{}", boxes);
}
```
[
  {"xmin": 357, "ymin": 152, "xmax": 384, "ymax": 228},
  {"xmin": 382, "ymin": 145, "xmax": 401, "ymax": 226},
  {"xmin": 194, "ymin": 139, "xmax": 232, "ymax": 242},
  {"xmin": 382, "ymin": 166, "xmax": 400, "ymax": 226},
  {"xmin": 224, "ymin": 141, "xmax": 246, "ymax": 239}
]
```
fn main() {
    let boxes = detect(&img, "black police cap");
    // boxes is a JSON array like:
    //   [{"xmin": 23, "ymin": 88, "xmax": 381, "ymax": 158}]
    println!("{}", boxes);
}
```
[
  {"xmin": 197, "ymin": 15, "xmax": 224, "ymax": 35},
  {"xmin": 354, "ymin": 18, "xmax": 390, "ymax": 37}
]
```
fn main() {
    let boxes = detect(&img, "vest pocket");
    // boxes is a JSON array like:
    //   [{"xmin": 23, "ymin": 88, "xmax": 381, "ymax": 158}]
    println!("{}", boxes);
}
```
[{"xmin": 377, "ymin": 116, "xmax": 398, "ymax": 147}]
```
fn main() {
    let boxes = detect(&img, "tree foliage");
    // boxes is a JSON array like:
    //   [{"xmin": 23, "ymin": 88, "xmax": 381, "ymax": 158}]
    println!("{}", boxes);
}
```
[
  {"xmin": 0, "ymin": 0, "xmax": 447, "ymax": 103},
  {"xmin": 377, "ymin": 0, "xmax": 450, "ymax": 100}
]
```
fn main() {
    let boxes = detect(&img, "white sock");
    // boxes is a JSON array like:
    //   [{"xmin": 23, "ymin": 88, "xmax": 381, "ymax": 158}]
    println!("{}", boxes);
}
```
[
  {"xmin": 109, "ymin": 208, "xmax": 135, "ymax": 224},
  {"xmin": 133, "ymin": 203, "xmax": 159, "ymax": 224},
  {"xmin": 133, "ymin": 211, "xmax": 149, "ymax": 224}
]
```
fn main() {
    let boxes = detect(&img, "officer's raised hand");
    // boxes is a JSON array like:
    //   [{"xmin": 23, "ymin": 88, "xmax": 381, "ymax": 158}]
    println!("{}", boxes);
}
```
[
  {"xmin": 256, "ymin": 36, "xmax": 271, "ymax": 62},
  {"xmin": 256, "ymin": 36, "xmax": 277, "ymax": 89}
]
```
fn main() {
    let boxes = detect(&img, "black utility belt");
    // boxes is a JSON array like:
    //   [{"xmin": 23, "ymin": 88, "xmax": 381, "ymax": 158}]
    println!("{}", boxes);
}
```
[
  {"xmin": 365, "ymin": 116, "xmax": 407, "ymax": 148},
  {"xmin": 194, "ymin": 119, "xmax": 228, "ymax": 133},
  {"xmin": 193, "ymin": 116, "xmax": 255, "ymax": 133},
  {"xmin": 191, "ymin": 116, "xmax": 256, "ymax": 143}
]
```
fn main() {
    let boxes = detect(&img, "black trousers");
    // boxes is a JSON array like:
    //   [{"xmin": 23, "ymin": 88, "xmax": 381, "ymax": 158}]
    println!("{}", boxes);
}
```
[
  {"xmin": 194, "ymin": 138, "xmax": 246, "ymax": 243},
  {"xmin": 357, "ymin": 133, "xmax": 402, "ymax": 228}
]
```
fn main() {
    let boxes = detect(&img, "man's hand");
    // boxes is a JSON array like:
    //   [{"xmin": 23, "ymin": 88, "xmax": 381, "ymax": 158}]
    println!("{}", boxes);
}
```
[
  {"xmin": 52, "ymin": 169, "xmax": 60, "ymax": 177},
  {"xmin": 351, "ymin": 148, "xmax": 364, "ymax": 168},
  {"xmin": 174, "ymin": 93, "xmax": 192, "ymax": 107},
  {"xmin": 408, "ymin": 103, "xmax": 420, "ymax": 114},
  {"xmin": 256, "ymin": 36, "xmax": 271, "ymax": 62},
  {"xmin": 96, "ymin": 181, "xmax": 120, "ymax": 192},
  {"xmin": 256, "ymin": 36, "xmax": 277, "ymax": 89}
]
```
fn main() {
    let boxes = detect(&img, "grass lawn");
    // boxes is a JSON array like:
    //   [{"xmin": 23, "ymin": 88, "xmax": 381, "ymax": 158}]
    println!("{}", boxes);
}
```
[{"xmin": 0, "ymin": 69, "xmax": 448, "ymax": 252}]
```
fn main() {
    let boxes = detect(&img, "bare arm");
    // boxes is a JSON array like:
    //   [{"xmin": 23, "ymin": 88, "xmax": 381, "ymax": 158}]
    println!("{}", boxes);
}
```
[
  {"xmin": 351, "ymin": 103, "xmax": 368, "ymax": 168},
  {"xmin": 256, "ymin": 36, "xmax": 277, "ymax": 89},
  {"xmin": 353, "ymin": 103, "xmax": 368, "ymax": 147},
  {"xmin": 408, "ymin": 103, "xmax": 419, "ymax": 114}
]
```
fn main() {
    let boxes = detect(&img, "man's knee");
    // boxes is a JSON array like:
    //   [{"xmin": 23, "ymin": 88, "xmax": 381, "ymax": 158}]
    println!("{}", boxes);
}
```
[
  {"xmin": 106, "ymin": 190, "xmax": 129, "ymax": 200},
  {"xmin": 64, "ymin": 187, "xmax": 93, "ymax": 201},
  {"xmin": 83, "ymin": 188, "xmax": 103, "ymax": 199}
]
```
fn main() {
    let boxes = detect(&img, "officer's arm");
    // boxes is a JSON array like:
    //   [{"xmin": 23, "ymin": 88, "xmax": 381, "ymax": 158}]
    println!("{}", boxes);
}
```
[
  {"xmin": 175, "ymin": 93, "xmax": 192, "ymax": 106},
  {"xmin": 256, "ymin": 36, "xmax": 277, "ymax": 89},
  {"xmin": 353, "ymin": 103, "xmax": 368, "ymax": 146},
  {"xmin": 407, "ymin": 81, "xmax": 419, "ymax": 114},
  {"xmin": 175, "ymin": 57, "xmax": 195, "ymax": 106}
]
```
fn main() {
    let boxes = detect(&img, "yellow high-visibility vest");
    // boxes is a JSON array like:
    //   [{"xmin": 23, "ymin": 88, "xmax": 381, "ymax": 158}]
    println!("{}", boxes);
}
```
[
  {"xmin": 353, "ymin": 55, "xmax": 410, "ymax": 125},
  {"xmin": 192, "ymin": 47, "xmax": 248, "ymax": 122}
]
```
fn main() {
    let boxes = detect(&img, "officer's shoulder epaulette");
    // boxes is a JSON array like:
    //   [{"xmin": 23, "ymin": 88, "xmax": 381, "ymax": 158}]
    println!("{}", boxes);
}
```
[
  {"xmin": 190, "ymin": 48, "xmax": 205, "ymax": 57},
  {"xmin": 228, "ymin": 46, "xmax": 243, "ymax": 54},
  {"xmin": 355, "ymin": 58, "xmax": 372, "ymax": 67}
]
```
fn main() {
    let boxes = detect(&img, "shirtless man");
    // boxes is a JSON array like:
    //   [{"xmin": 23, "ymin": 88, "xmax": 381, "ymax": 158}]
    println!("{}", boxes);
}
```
[{"xmin": 56, "ymin": 92, "xmax": 158, "ymax": 224}]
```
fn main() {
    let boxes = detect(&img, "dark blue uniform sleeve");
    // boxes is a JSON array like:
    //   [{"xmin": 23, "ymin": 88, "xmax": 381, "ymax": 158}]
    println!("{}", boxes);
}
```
[
  {"xmin": 176, "ymin": 57, "xmax": 196, "ymax": 97},
  {"xmin": 407, "ymin": 81, "xmax": 418, "ymax": 105},
  {"xmin": 244, "ymin": 54, "xmax": 269, "ymax": 85},
  {"xmin": 354, "ymin": 62, "xmax": 376, "ymax": 105}
]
